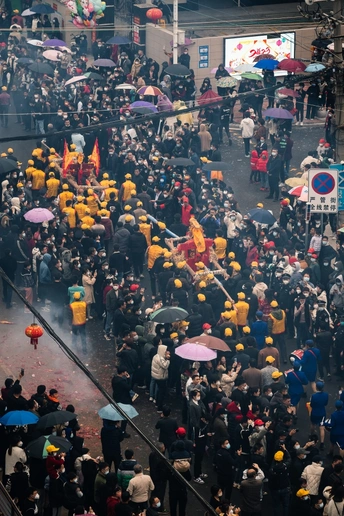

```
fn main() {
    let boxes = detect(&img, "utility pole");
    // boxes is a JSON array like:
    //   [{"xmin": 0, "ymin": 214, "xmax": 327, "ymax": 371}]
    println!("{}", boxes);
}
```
[
  {"xmin": 173, "ymin": 0, "xmax": 178, "ymax": 64},
  {"xmin": 334, "ymin": 0, "xmax": 344, "ymax": 160}
]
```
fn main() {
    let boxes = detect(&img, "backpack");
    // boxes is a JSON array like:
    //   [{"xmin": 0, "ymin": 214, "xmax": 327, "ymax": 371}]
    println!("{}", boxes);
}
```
[{"xmin": 173, "ymin": 458, "xmax": 191, "ymax": 473}]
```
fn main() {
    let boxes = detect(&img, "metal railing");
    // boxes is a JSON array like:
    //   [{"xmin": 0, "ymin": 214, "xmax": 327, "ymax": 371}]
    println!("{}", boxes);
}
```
[{"xmin": 0, "ymin": 482, "xmax": 22, "ymax": 516}]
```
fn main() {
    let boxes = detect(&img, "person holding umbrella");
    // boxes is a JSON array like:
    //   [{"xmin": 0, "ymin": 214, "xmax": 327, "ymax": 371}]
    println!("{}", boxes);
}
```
[{"xmin": 266, "ymin": 148, "xmax": 283, "ymax": 202}]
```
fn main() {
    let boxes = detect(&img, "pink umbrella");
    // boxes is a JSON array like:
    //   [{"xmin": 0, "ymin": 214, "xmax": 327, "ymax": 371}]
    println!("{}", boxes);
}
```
[
  {"xmin": 289, "ymin": 185, "xmax": 308, "ymax": 197},
  {"xmin": 43, "ymin": 50, "xmax": 61, "ymax": 62},
  {"xmin": 157, "ymin": 94, "xmax": 173, "ymax": 112},
  {"xmin": 24, "ymin": 208, "xmax": 55, "ymax": 223},
  {"xmin": 175, "ymin": 343, "xmax": 217, "ymax": 361}
]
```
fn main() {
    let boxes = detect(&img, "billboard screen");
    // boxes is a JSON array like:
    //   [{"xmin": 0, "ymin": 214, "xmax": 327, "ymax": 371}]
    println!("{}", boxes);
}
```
[{"xmin": 224, "ymin": 32, "xmax": 295, "ymax": 74}]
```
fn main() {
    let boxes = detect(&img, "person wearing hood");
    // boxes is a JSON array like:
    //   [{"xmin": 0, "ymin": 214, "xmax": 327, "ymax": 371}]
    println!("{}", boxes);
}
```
[
  {"xmin": 290, "ymin": 261, "xmax": 303, "ymax": 288},
  {"xmin": 268, "ymin": 300, "xmax": 287, "ymax": 364},
  {"xmin": 330, "ymin": 276, "xmax": 344, "ymax": 312},
  {"xmin": 240, "ymin": 112, "xmax": 255, "ymax": 157},
  {"xmin": 38, "ymin": 252, "xmax": 51, "ymax": 311},
  {"xmin": 151, "ymin": 344, "xmax": 170, "ymax": 413}
]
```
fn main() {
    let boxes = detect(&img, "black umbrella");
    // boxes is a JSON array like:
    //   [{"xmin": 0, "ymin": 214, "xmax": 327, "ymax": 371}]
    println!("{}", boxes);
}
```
[
  {"xmin": 150, "ymin": 307, "xmax": 189, "ymax": 323},
  {"xmin": 28, "ymin": 62, "xmax": 54, "ymax": 75},
  {"xmin": 106, "ymin": 36, "xmax": 131, "ymax": 45},
  {"xmin": 30, "ymin": 4, "xmax": 55, "ymax": 14},
  {"xmin": 311, "ymin": 38, "xmax": 333, "ymax": 49},
  {"xmin": 26, "ymin": 435, "xmax": 72, "ymax": 459},
  {"xmin": 247, "ymin": 208, "xmax": 276, "ymax": 225},
  {"xmin": 35, "ymin": 410, "xmax": 77, "ymax": 430},
  {"xmin": 164, "ymin": 64, "xmax": 191, "ymax": 77},
  {"xmin": 0, "ymin": 158, "xmax": 18, "ymax": 176},
  {"xmin": 202, "ymin": 161, "xmax": 230, "ymax": 172},
  {"xmin": 165, "ymin": 157, "xmax": 194, "ymax": 167},
  {"xmin": 17, "ymin": 57, "xmax": 33, "ymax": 65},
  {"xmin": 84, "ymin": 71, "xmax": 105, "ymax": 81}
]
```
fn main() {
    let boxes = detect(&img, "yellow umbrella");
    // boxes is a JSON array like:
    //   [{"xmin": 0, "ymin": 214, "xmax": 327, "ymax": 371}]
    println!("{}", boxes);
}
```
[{"xmin": 285, "ymin": 176, "xmax": 308, "ymax": 187}]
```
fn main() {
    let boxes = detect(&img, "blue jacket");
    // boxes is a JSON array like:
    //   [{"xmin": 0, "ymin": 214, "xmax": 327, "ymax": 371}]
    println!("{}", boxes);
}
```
[
  {"xmin": 250, "ymin": 320, "xmax": 268, "ymax": 350},
  {"xmin": 285, "ymin": 369, "xmax": 308, "ymax": 395},
  {"xmin": 39, "ymin": 253, "xmax": 51, "ymax": 284},
  {"xmin": 310, "ymin": 391, "xmax": 328, "ymax": 418},
  {"xmin": 300, "ymin": 347, "xmax": 321, "ymax": 379},
  {"xmin": 330, "ymin": 409, "xmax": 344, "ymax": 438}
]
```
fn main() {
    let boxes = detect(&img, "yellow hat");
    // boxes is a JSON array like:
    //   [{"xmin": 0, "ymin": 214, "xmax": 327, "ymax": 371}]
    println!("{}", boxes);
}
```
[
  {"xmin": 224, "ymin": 327, "xmax": 233, "ymax": 337},
  {"xmin": 232, "ymin": 262, "xmax": 241, "ymax": 272},
  {"xmin": 125, "ymin": 173, "xmax": 132, "ymax": 179},
  {"xmin": 130, "ymin": 189, "xmax": 137, "ymax": 195},
  {"xmin": 274, "ymin": 451, "xmax": 284, "ymax": 462},
  {"xmin": 100, "ymin": 201, "xmax": 107, "ymax": 208},
  {"xmin": 265, "ymin": 337, "xmax": 273, "ymax": 345},
  {"xmin": 164, "ymin": 251, "xmax": 172, "ymax": 258},
  {"xmin": 236, "ymin": 343, "xmax": 244, "ymax": 351},
  {"xmin": 139, "ymin": 215, "xmax": 147, "ymax": 222},
  {"xmin": 224, "ymin": 301, "xmax": 232, "ymax": 309},
  {"xmin": 84, "ymin": 208, "xmax": 90, "ymax": 214},
  {"xmin": 199, "ymin": 281, "xmax": 206, "ymax": 289},
  {"xmin": 177, "ymin": 261, "xmax": 186, "ymax": 269},
  {"xmin": 28, "ymin": 160, "xmax": 34, "ymax": 166},
  {"xmin": 7, "ymin": 148, "xmax": 13, "ymax": 154},
  {"xmin": 251, "ymin": 261, "xmax": 258, "ymax": 268},
  {"xmin": 174, "ymin": 279, "xmax": 182, "ymax": 288},
  {"xmin": 180, "ymin": 320, "xmax": 188, "ymax": 327},
  {"xmin": 125, "ymin": 215, "xmax": 133, "ymax": 222},
  {"xmin": 124, "ymin": 205, "xmax": 132, "ymax": 211},
  {"xmin": 152, "ymin": 236, "xmax": 160, "ymax": 243},
  {"xmin": 50, "ymin": 147, "xmax": 56, "ymax": 154},
  {"xmin": 17, "ymin": 182, "xmax": 24, "ymax": 188},
  {"xmin": 158, "ymin": 221, "xmax": 166, "ymax": 230},
  {"xmin": 195, "ymin": 261, "xmax": 205, "ymax": 269},
  {"xmin": 137, "ymin": 201, "xmax": 143, "ymax": 207},
  {"xmin": 87, "ymin": 188, "xmax": 93, "ymax": 196},
  {"xmin": 13, "ymin": 9, "xmax": 19, "ymax": 13},
  {"xmin": 1, "ymin": 152, "xmax": 7, "ymax": 157},
  {"xmin": 73, "ymin": 292, "xmax": 81, "ymax": 300},
  {"xmin": 77, "ymin": 195, "xmax": 84, "ymax": 202},
  {"xmin": 243, "ymin": 326, "xmax": 251, "ymax": 334},
  {"xmin": 48, "ymin": 172, "xmax": 55, "ymax": 178},
  {"xmin": 109, "ymin": 180, "xmax": 116, "ymax": 186},
  {"xmin": 228, "ymin": 252, "xmax": 235, "ymax": 259},
  {"xmin": 2, "ymin": 86, "xmax": 7, "ymax": 91},
  {"xmin": 256, "ymin": 202, "xmax": 264, "ymax": 208},
  {"xmin": 198, "ymin": 293, "xmax": 206, "ymax": 302},
  {"xmin": 100, "ymin": 209, "xmax": 107, "ymax": 216},
  {"xmin": 103, "ymin": 173, "xmax": 109, "ymax": 179},
  {"xmin": 266, "ymin": 355, "xmax": 275, "ymax": 363},
  {"xmin": 296, "ymin": 489, "xmax": 310, "ymax": 498},
  {"xmin": 81, "ymin": 223, "xmax": 89, "ymax": 230},
  {"xmin": 46, "ymin": 445, "xmax": 60, "ymax": 453},
  {"xmin": 200, "ymin": 156, "xmax": 210, "ymax": 163},
  {"xmin": 237, "ymin": 292, "xmax": 245, "ymax": 300},
  {"xmin": 49, "ymin": 162, "xmax": 56, "ymax": 168},
  {"xmin": 62, "ymin": 184, "xmax": 69, "ymax": 190},
  {"xmin": 272, "ymin": 371, "xmax": 283, "ymax": 379},
  {"xmin": 207, "ymin": 273, "xmax": 214, "ymax": 280},
  {"xmin": 32, "ymin": 150, "xmax": 38, "ymax": 157},
  {"xmin": 270, "ymin": 300, "xmax": 278, "ymax": 308},
  {"xmin": 70, "ymin": 143, "xmax": 76, "ymax": 150},
  {"xmin": 170, "ymin": 332, "xmax": 178, "ymax": 339},
  {"xmin": 222, "ymin": 311, "xmax": 231, "ymax": 319},
  {"xmin": 163, "ymin": 262, "xmax": 173, "ymax": 268}
]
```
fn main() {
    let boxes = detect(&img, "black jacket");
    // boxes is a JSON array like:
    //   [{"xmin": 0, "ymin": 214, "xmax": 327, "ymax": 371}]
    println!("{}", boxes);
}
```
[
  {"xmin": 112, "ymin": 374, "xmax": 132, "ymax": 404},
  {"xmin": 128, "ymin": 232, "xmax": 147, "ymax": 254},
  {"xmin": 215, "ymin": 447, "xmax": 236, "ymax": 476},
  {"xmin": 101, "ymin": 423, "xmax": 123, "ymax": 458},
  {"xmin": 186, "ymin": 313, "xmax": 203, "ymax": 337}
]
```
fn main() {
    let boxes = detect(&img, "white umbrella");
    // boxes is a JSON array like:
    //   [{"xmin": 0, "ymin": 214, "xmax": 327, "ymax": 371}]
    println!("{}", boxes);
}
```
[
  {"xmin": 43, "ymin": 50, "xmax": 61, "ymax": 61},
  {"xmin": 114, "ymin": 83, "xmax": 136, "ymax": 91},
  {"xmin": 234, "ymin": 63, "xmax": 257, "ymax": 73},
  {"xmin": 65, "ymin": 75, "xmax": 87, "ymax": 86},
  {"xmin": 22, "ymin": 8, "xmax": 35, "ymax": 16},
  {"xmin": 59, "ymin": 46, "xmax": 72, "ymax": 54},
  {"xmin": 27, "ymin": 39, "xmax": 43, "ymax": 47}
]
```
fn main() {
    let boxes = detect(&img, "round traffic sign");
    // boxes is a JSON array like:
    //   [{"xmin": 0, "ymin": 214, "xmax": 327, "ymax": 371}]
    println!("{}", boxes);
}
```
[{"xmin": 311, "ymin": 172, "xmax": 336, "ymax": 195}]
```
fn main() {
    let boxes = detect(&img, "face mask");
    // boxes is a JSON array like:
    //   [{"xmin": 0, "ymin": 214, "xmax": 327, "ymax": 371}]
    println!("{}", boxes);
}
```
[
  {"xmin": 311, "ymin": 258, "xmax": 316, "ymax": 262},
  {"xmin": 173, "ymin": 338, "xmax": 179, "ymax": 345},
  {"xmin": 195, "ymin": 396, "xmax": 201, "ymax": 401},
  {"xmin": 77, "ymin": 490, "xmax": 83, "ymax": 498},
  {"xmin": 318, "ymin": 503, "xmax": 324, "ymax": 509},
  {"xmin": 269, "ymin": 251, "xmax": 274, "ymax": 256},
  {"xmin": 225, "ymin": 443, "xmax": 231, "ymax": 449},
  {"xmin": 272, "ymin": 152, "xmax": 277, "ymax": 157},
  {"xmin": 283, "ymin": 280, "xmax": 289, "ymax": 285},
  {"xmin": 304, "ymin": 277, "xmax": 310, "ymax": 282},
  {"xmin": 322, "ymin": 240, "xmax": 328, "ymax": 246},
  {"xmin": 275, "ymin": 272, "xmax": 282, "ymax": 278},
  {"xmin": 296, "ymin": 289, "xmax": 301, "ymax": 294},
  {"xmin": 335, "ymin": 267, "xmax": 338, "ymax": 271},
  {"xmin": 18, "ymin": 441, "xmax": 23, "ymax": 447},
  {"xmin": 207, "ymin": 329, "xmax": 212, "ymax": 335},
  {"xmin": 184, "ymin": 326, "xmax": 189, "ymax": 331},
  {"xmin": 303, "ymin": 496, "xmax": 310, "ymax": 501},
  {"xmin": 104, "ymin": 470, "xmax": 109, "ymax": 475},
  {"xmin": 156, "ymin": 502, "xmax": 161, "ymax": 509},
  {"xmin": 304, "ymin": 292, "xmax": 309, "ymax": 297},
  {"xmin": 294, "ymin": 444, "xmax": 300, "ymax": 449},
  {"xmin": 22, "ymin": 233, "xmax": 26, "ymax": 238},
  {"xmin": 34, "ymin": 494, "xmax": 40, "ymax": 500}
]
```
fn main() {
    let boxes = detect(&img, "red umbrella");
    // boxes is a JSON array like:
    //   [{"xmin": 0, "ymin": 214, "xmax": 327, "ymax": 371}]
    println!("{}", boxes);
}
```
[
  {"xmin": 187, "ymin": 335, "xmax": 229, "ymax": 352},
  {"xmin": 278, "ymin": 88, "xmax": 300, "ymax": 98},
  {"xmin": 278, "ymin": 59, "xmax": 306, "ymax": 73},
  {"xmin": 198, "ymin": 89, "xmax": 222, "ymax": 106}
]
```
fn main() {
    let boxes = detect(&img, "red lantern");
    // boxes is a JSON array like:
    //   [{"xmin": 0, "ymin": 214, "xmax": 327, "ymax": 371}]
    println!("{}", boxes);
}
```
[
  {"xmin": 146, "ymin": 8, "xmax": 163, "ymax": 23},
  {"xmin": 25, "ymin": 323, "xmax": 44, "ymax": 350}
]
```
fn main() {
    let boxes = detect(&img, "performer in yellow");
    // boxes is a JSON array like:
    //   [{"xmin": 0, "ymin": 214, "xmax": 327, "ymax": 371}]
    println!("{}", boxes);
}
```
[
  {"xmin": 46, "ymin": 171, "xmax": 60, "ymax": 199},
  {"xmin": 97, "ymin": 201, "xmax": 110, "ymax": 217},
  {"xmin": 139, "ymin": 216, "xmax": 152, "ymax": 246},
  {"xmin": 31, "ymin": 167, "xmax": 46, "ymax": 192},
  {"xmin": 63, "ymin": 200, "xmax": 76, "ymax": 228},
  {"xmin": 81, "ymin": 208, "xmax": 95, "ymax": 227},
  {"xmin": 86, "ymin": 188, "xmax": 99, "ymax": 216},
  {"xmin": 120, "ymin": 174, "xmax": 136, "ymax": 202},
  {"xmin": 58, "ymin": 184, "xmax": 74, "ymax": 211},
  {"xmin": 104, "ymin": 180, "xmax": 118, "ymax": 202},
  {"xmin": 75, "ymin": 196, "xmax": 88, "ymax": 221},
  {"xmin": 25, "ymin": 160, "xmax": 36, "ymax": 181},
  {"xmin": 99, "ymin": 173, "xmax": 110, "ymax": 188}
]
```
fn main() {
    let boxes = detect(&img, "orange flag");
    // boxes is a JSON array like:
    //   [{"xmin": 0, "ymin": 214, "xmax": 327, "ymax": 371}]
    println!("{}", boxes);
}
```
[
  {"xmin": 89, "ymin": 138, "xmax": 100, "ymax": 176},
  {"xmin": 62, "ymin": 139, "xmax": 72, "ymax": 177}
]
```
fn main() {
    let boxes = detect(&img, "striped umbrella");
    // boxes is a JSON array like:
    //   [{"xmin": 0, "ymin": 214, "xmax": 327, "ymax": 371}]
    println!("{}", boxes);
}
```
[{"xmin": 137, "ymin": 86, "xmax": 163, "ymax": 96}]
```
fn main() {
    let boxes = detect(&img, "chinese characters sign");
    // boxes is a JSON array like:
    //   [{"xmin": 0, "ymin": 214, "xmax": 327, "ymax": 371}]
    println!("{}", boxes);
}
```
[{"xmin": 308, "ymin": 169, "xmax": 338, "ymax": 213}]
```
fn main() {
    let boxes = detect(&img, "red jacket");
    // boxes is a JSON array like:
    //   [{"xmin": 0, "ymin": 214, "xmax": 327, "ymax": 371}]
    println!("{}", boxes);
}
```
[
  {"xmin": 250, "ymin": 150, "xmax": 259, "ymax": 171},
  {"xmin": 182, "ymin": 203, "xmax": 193, "ymax": 226},
  {"xmin": 46, "ymin": 455, "xmax": 64, "ymax": 479},
  {"xmin": 246, "ymin": 246, "xmax": 259, "ymax": 267},
  {"xmin": 257, "ymin": 150, "xmax": 269, "ymax": 173}
]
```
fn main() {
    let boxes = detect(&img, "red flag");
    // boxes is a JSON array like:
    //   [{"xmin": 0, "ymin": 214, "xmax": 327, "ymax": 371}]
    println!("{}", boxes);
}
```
[
  {"xmin": 89, "ymin": 138, "xmax": 100, "ymax": 176},
  {"xmin": 62, "ymin": 139, "xmax": 71, "ymax": 177}
]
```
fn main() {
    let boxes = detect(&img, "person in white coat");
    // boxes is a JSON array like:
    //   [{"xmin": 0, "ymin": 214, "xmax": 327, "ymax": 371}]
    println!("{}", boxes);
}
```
[
  {"xmin": 240, "ymin": 112, "xmax": 255, "ymax": 157},
  {"xmin": 151, "ymin": 344, "xmax": 170, "ymax": 413},
  {"xmin": 5, "ymin": 435, "xmax": 27, "ymax": 478},
  {"xmin": 301, "ymin": 455, "xmax": 324, "ymax": 496},
  {"xmin": 82, "ymin": 268, "xmax": 97, "ymax": 319}
]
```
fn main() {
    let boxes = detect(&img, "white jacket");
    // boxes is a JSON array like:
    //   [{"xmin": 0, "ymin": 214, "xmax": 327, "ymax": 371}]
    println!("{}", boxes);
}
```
[
  {"xmin": 324, "ymin": 499, "xmax": 344, "ymax": 516},
  {"xmin": 151, "ymin": 344, "xmax": 170, "ymax": 380},
  {"xmin": 240, "ymin": 117, "xmax": 255, "ymax": 139},
  {"xmin": 301, "ymin": 462, "xmax": 324, "ymax": 495}
]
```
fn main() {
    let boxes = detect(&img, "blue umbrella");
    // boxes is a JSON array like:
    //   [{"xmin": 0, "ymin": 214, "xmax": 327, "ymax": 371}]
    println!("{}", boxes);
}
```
[
  {"xmin": 254, "ymin": 59, "xmax": 279, "ymax": 70},
  {"xmin": 30, "ymin": 4, "xmax": 55, "ymax": 14},
  {"xmin": 305, "ymin": 63, "xmax": 325, "ymax": 73},
  {"xmin": 98, "ymin": 403, "xmax": 138, "ymax": 421},
  {"xmin": 106, "ymin": 36, "xmax": 131, "ymax": 45},
  {"xmin": 0, "ymin": 410, "xmax": 39, "ymax": 426}
]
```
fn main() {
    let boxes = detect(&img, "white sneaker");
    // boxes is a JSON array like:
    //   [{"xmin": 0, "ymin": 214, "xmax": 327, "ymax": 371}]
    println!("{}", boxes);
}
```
[
  {"xmin": 200, "ymin": 473, "xmax": 208, "ymax": 479},
  {"xmin": 295, "ymin": 121, "xmax": 300, "ymax": 126},
  {"xmin": 300, "ymin": 122, "xmax": 303, "ymax": 126},
  {"xmin": 132, "ymin": 393, "xmax": 139, "ymax": 402},
  {"xmin": 149, "ymin": 397, "xmax": 153, "ymax": 402},
  {"xmin": 194, "ymin": 477, "xmax": 205, "ymax": 484}
]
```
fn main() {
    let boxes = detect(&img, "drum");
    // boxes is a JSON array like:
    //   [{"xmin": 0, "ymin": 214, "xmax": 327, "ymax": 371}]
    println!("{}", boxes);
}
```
[{"xmin": 289, "ymin": 348, "xmax": 304, "ymax": 365}]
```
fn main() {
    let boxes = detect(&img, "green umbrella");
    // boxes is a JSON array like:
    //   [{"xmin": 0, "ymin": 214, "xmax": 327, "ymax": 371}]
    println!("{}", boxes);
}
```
[
  {"xmin": 241, "ymin": 72, "xmax": 263, "ymax": 81},
  {"xmin": 26, "ymin": 435, "xmax": 72, "ymax": 459}
]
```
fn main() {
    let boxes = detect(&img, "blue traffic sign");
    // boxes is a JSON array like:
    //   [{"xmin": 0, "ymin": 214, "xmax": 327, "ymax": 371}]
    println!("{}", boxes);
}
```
[{"xmin": 311, "ymin": 172, "xmax": 336, "ymax": 195}]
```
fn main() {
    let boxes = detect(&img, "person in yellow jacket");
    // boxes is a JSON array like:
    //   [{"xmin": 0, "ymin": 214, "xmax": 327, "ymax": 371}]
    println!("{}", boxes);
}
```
[
  {"xmin": 268, "ymin": 300, "xmax": 287, "ymax": 363},
  {"xmin": 97, "ymin": 201, "xmax": 110, "ymax": 218},
  {"xmin": 46, "ymin": 171, "xmax": 60, "ymax": 199},
  {"xmin": 25, "ymin": 160, "xmax": 36, "ymax": 181},
  {"xmin": 213, "ymin": 229, "xmax": 227, "ymax": 261},
  {"xmin": 75, "ymin": 196, "xmax": 88, "ymax": 221},
  {"xmin": 235, "ymin": 292, "xmax": 250, "ymax": 334},
  {"xmin": 104, "ymin": 180, "xmax": 118, "ymax": 202},
  {"xmin": 86, "ymin": 188, "xmax": 99, "ymax": 216},
  {"xmin": 69, "ymin": 143, "xmax": 80, "ymax": 162},
  {"xmin": 99, "ymin": 173, "xmax": 110, "ymax": 188},
  {"xmin": 70, "ymin": 291, "xmax": 87, "ymax": 353},
  {"xmin": 48, "ymin": 148, "xmax": 59, "ymax": 164},
  {"xmin": 59, "ymin": 184, "xmax": 74, "ymax": 211},
  {"xmin": 147, "ymin": 236, "xmax": 164, "ymax": 299},
  {"xmin": 120, "ymin": 174, "xmax": 136, "ymax": 202},
  {"xmin": 31, "ymin": 167, "xmax": 46, "ymax": 191},
  {"xmin": 81, "ymin": 208, "xmax": 95, "ymax": 227},
  {"xmin": 138, "ymin": 215, "xmax": 152, "ymax": 246},
  {"xmin": 32, "ymin": 146, "xmax": 44, "ymax": 162},
  {"xmin": 222, "ymin": 307, "xmax": 238, "ymax": 328},
  {"xmin": 63, "ymin": 200, "xmax": 76, "ymax": 228}
]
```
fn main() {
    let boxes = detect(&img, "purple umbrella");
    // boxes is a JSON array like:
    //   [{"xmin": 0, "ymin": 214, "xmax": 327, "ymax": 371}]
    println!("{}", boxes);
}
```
[
  {"xmin": 24, "ymin": 208, "xmax": 55, "ymax": 223},
  {"xmin": 42, "ymin": 39, "xmax": 66, "ymax": 47},
  {"xmin": 93, "ymin": 59, "xmax": 116, "ymax": 68},
  {"xmin": 130, "ymin": 101, "xmax": 157, "ymax": 110},
  {"xmin": 263, "ymin": 107, "xmax": 294, "ymax": 120},
  {"xmin": 175, "ymin": 343, "xmax": 217, "ymax": 361},
  {"xmin": 157, "ymin": 94, "xmax": 173, "ymax": 112}
]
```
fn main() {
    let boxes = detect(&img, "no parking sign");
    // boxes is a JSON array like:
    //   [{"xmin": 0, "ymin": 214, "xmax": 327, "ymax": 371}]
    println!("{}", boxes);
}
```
[{"xmin": 308, "ymin": 168, "xmax": 338, "ymax": 213}]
